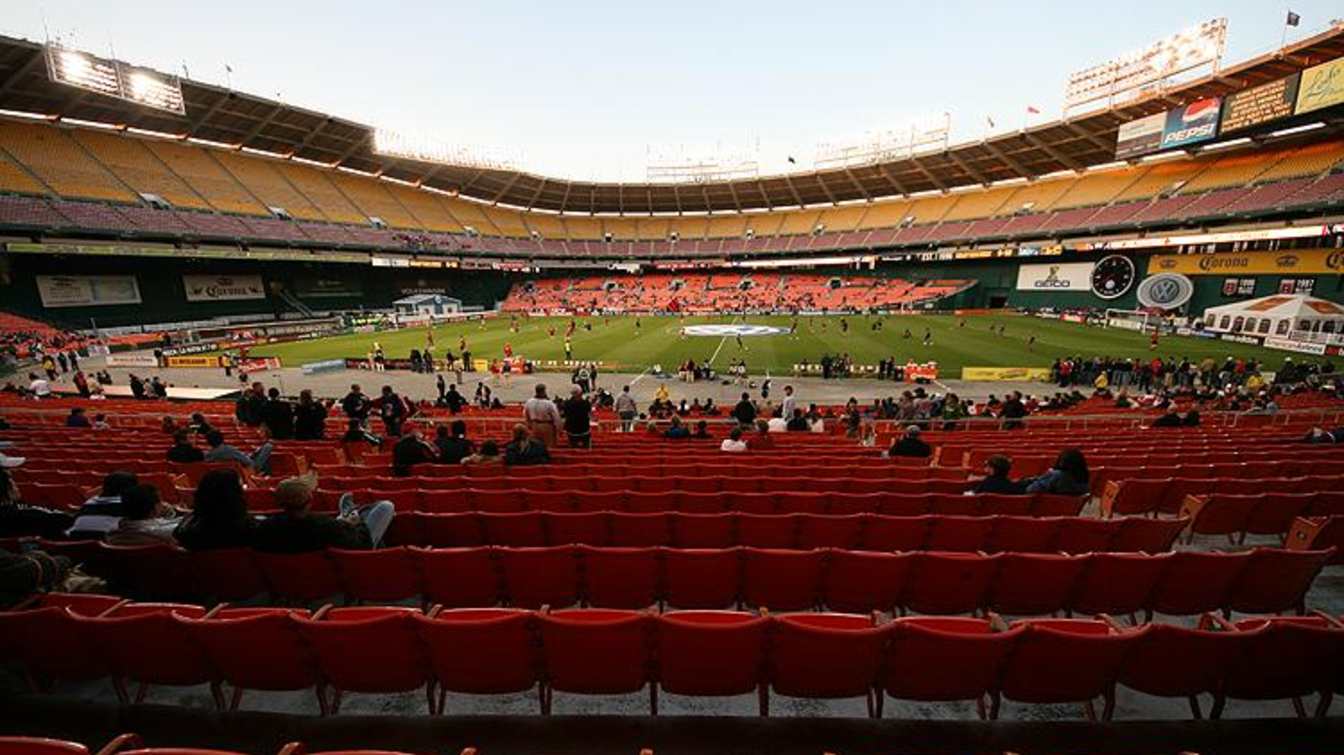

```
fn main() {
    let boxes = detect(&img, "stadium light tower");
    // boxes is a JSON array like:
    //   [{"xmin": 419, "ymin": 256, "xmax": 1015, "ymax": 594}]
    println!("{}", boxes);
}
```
[
  {"xmin": 1063, "ymin": 18, "xmax": 1227, "ymax": 114},
  {"xmin": 44, "ymin": 43, "xmax": 186, "ymax": 115}
]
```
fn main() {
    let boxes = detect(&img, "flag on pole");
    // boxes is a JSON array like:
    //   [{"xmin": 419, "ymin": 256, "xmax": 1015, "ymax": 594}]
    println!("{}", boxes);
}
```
[
  {"xmin": 985, "ymin": 116, "xmax": 996, "ymax": 129},
  {"xmin": 1286, "ymin": 11, "xmax": 1300, "ymax": 26},
  {"xmin": 1026, "ymin": 105, "xmax": 1041, "ymax": 115},
  {"xmin": 787, "ymin": 156, "xmax": 796, "ymax": 164}
]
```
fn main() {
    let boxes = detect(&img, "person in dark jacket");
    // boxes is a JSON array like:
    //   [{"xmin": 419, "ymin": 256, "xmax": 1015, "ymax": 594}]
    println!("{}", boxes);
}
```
[
  {"xmin": 434, "ymin": 420, "xmax": 474, "ymax": 465},
  {"xmin": 341, "ymin": 384, "xmax": 372, "ymax": 421},
  {"xmin": 0, "ymin": 466, "xmax": 74, "ymax": 538},
  {"xmin": 561, "ymin": 386, "xmax": 593, "ymax": 448},
  {"xmin": 504, "ymin": 424, "xmax": 550, "ymax": 465},
  {"xmin": 971, "ymin": 455, "xmax": 1025, "ymax": 494},
  {"xmin": 732, "ymin": 392, "xmax": 757, "ymax": 427},
  {"xmin": 1023, "ymin": 448, "xmax": 1090, "ymax": 496},
  {"xmin": 173, "ymin": 469, "xmax": 256, "ymax": 551},
  {"xmin": 888, "ymin": 425, "xmax": 931, "ymax": 458},
  {"xmin": 377, "ymin": 386, "xmax": 406, "ymax": 436},
  {"xmin": 1151, "ymin": 408, "xmax": 1182, "ymax": 428},
  {"xmin": 166, "ymin": 430, "xmax": 206, "ymax": 463},
  {"xmin": 392, "ymin": 427, "xmax": 438, "ymax": 477},
  {"xmin": 293, "ymin": 390, "xmax": 328, "ymax": 441},
  {"xmin": 252, "ymin": 474, "xmax": 394, "ymax": 553},
  {"xmin": 261, "ymin": 388, "xmax": 295, "ymax": 440}
]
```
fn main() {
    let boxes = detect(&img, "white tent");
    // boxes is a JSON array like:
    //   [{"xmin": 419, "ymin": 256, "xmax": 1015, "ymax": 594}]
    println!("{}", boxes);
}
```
[{"xmin": 1202, "ymin": 294, "xmax": 1344, "ymax": 338}]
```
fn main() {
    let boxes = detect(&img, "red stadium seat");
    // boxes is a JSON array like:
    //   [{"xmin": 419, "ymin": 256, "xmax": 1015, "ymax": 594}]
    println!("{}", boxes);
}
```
[
  {"xmin": 997, "ymin": 618, "xmax": 1135, "ymax": 720},
  {"xmin": 740, "ymin": 548, "xmax": 822, "ymax": 611},
  {"xmin": 883, "ymin": 616, "xmax": 1025, "ymax": 719},
  {"xmin": 75, "ymin": 603, "xmax": 211, "ymax": 705},
  {"xmin": 672, "ymin": 513, "xmax": 735, "ymax": 548},
  {"xmin": 736, "ymin": 514, "xmax": 797, "ymax": 549},
  {"xmin": 499, "ymin": 546, "xmax": 580, "ymax": 609},
  {"xmin": 1209, "ymin": 615, "xmax": 1344, "ymax": 718},
  {"xmin": 984, "ymin": 516, "xmax": 1060, "ymax": 554},
  {"xmin": 1054, "ymin": 518, "xmax": 1121, "ymax": 554},
  {"xmin": 796, "ymin": 514, "xmax": 863, "ymax": 550},
  {"xmin": 414, "ymin": 608, "xmax": 540, "ymax": 711},
  {"xmin": 822, "ymin": 549, "xmax": 914, "ymax": 614},
  {"xmin": 254, "ymin": 551, "xmax": 344, "ymax": 604},
  {"xmin": 767, "ymin": 613, "xmax": 888, "ymax": 717},
  {"xmin": 416, "ymin": 547, "xmax": 500, "ymax": 608},
  {"xmin": 858, "ymin": 515, "xmax": 929, "ymax": 551},
  {"xmin": 1224, "ymin": 548, "xmax": 1333, "ymax": 616},
  {"xmin": 925, "ymin": 516, "xmax": 994, "ymax": 552},
  {"xmin": 661, "ymin": 548, "xmax": 740, "ymax": 609},
  {"xmin": 1145, "ymin": 551, "xmax": 1249, "ymax": 620},
  {"xmin": 1113, "ymin": 620, "xmax": 1247, "ymax": 719},
  {"xmin": 609, "ymin": 512, "xmax": 672, "ymax": 547},
  {"xmin": 0, "ymin": 737, "xmax": 92, "ymax": 754},
  {"xmin": 537, "ymin": 609, "xmax": 653, "ymax": 714},
  {"xmin": 580, "ymin": 546, "xmax": 660, "ymax": 608},
  {"xmin": 987, "ymin": 553, "xmax": 1088, "ymax": 616},
  {"xmin": 544, "ymin": 512, "xmax": 610, "ymax": 546},
  {"xmin": 294, "ymin": 607, "xmax": 434, "ymax": 714},
  {"xmin": 180, "ymin": 608, "xmax": 325, "ymax": 714},
  {"xmin": 329, "ymin": 547, "xmax": 421, "ymax": 603},
  {"xmin": 904, "ymin": 552, "xmax": 1000, "ymax": 616},
  {"xmin": 1069, "ymin": 552, "xmax": 1172, "ymax": 619},
  {"xmin": 654, "ymin": 610, "xmax": 769, "ymax": 712},
  {"xmin": 480, "ymin": 512, "xmax": 546, "ymax": 547}
]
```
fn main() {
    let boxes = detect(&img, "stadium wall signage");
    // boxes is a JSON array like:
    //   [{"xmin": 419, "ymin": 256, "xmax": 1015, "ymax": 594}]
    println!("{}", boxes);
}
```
[
  {"xmin": 961, "ymin": 367, "xmax": 1052, "ymax": 381},
  {"xmin": 1014, "ymin": 262, "xmax": 1094, "ymax": 291},
  {"xmin": 105, "ymin": 354, "xmax": 161, "ymax": 368},
  {"xmin": 1135, "ymin": 273, "xmax": 1195, "ymax": 310},
  {"xmin": 36, "ymin": 274, "xmax": 141, "ymax": 308},
  {"xmin": 1220, "ymin": 73, "xmax": 1301, "ymax": 133},
  {"xmin": 1147, "ymin": 249, "xmax": 1344, "ymax": 276},
  {"xmin": 1159, "ymin": 97, "xmax": 1222, "ymax": 150},
  {"xmin": 183, "ymin": 274, "xmax": 266, "ymax": 302},
  {"xmin": 1114, "ymin": 113, "xmax": 1165, "ymax": 159},
  {"xmin": 1262, "ymin": 336, "xmax": 1328, "ymax": 356},
  {"xmin": 1295, "ymin": 57, "xmax": 1344, "ymax": 115}
]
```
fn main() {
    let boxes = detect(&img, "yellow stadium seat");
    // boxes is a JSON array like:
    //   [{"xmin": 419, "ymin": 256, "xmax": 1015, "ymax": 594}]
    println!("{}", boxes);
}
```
[
  {"xmin": 744, "ymin": 212, "xmax": 784, "ymax": 238},
  {"xmin": 1178, "ymin": 149, "xmax": 1287, "ymax": 193},
  {"xmin": 328, "ymin": 173, "xmax": 419, "ymax": 229},
  {"xmin": 668, "ymin": 216, "xmax": 708, "ymax": 240},
  {"xmin": 705, "ymin": 214, "xmax": 748, "ymax": 238},
  {"xmin": 522, "ymin": 211, "xmax": 567, "ymax": 239},
  {"xmin": 856, "ymin": 199, "xmax": 912, "ymax": 229},
  {"xmin": 383, "ymin": 183, "xmax": 461, "ymax": 232},
  {"xmin": 443, "ymin": 197, "xmax": 502, "ymax": 236},
  {"xmin": 941, "ymin": 185, "xmax": 1015, "ymax": 221},
  {"xmin": 1254, "ymin": 141, "xmax": 1344, "ymax": 182},
  {"xmin": 1112, "ymin": 160, "xmax": 1203, "ymax": 202},
  {"xmin": 1050, "ymin": 165, "xmax": 1146, "ymax": 209},
  {"xmin": 0, "ymin": 123, "xmax": 135, "ymax": 202},
  {"xmin": 214, "ymin": 151, "xmax": 324, "ymax": 219},
  {"xmin": 72, "ymin": 131, "xmax": 210, "ymax": 209},
  {"xmin": 637, "ymin": 217, "xmax": 670, "ymax": 241},
  {"xmin": 563, "ymin": 215, "xmax": 603, "ymax": 240},
  {"xmin": 815, "ymin": 205, "xmax": 866, "ymax": 232},
  {"xmin": 0, "ymin": 148, "xmax": 49, "ymax": 196},
  {"xmin": 904, "ymin": 193, "xmax": 957, "ymax": 224},
  {"xmin": 274, "ymin": 163, "xmax": 366, "ymax": 223},
  {"xmin": 604, "ymin": 217, "xmax": 639, "ymax": 240},
  {"xmin": 1000, "ymin": 177, "xmax": 1073, "ymax": 214},
  {"xmin": 143, "ymin": 140, "xmax": 266, "ymax": 215}
]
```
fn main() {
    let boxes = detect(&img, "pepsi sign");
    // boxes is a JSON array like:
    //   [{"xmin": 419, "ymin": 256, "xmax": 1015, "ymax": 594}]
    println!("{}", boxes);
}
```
[{"xmin": 1160, "ymin": 97, "xmax": 1222, "ymax": 149}]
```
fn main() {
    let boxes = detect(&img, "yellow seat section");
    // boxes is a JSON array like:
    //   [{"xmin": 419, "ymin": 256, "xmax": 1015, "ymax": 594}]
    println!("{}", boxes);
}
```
[
  {"xmin": 442, "ymin": 198, "xmax": 501, "ymax": 236},
  {"xmin": 562, "ymin": 215, "xmax": 603, "ymax": 240},
  {"xmin": 667, "ymin": 216, "xmax": 707, "ymax": 241},
  {"xmin": 1179, "ymin": 149, "xmax": 1286, "ymax": 193},
  {"xmin": 815, "ymin": 205, "xmax": 866, "ymax": 232},
  {"xmin": 384, "ymin": 184, "xmax": 461, "ymax": 232},
  {"xmin": 999, "ymin": 178, "xmax": 1073, "ymax": 214},
  {"xmin": 274, "ymin": 163, "xmax": 365, "ymax": 223},
  {"xmin": 71, "ymin": 131, "xmax": 208, "ymax": 209},
  {"xmin": 1051, "ymin": 165, "xmax": 1146, "ymax": 209},
  {"xmin": 329, "ymin": 173, "xmax": 419, "ymax": 229},
  {"xmin": 705, "ymin": 214, "xmax": 748, "ymax": 238},
  {"xmin": 771, "ymin": 209, "xmax": 816, "ymax": 236},
  {"xmin": 744, "ymin": 212, "xmax": 783, "ymax": 238},
  {"xmin": 484, "ymin": 207, "xmax": 530, "ymax": 238},
  {"xmin": 943, "ymin": 186, "xmax": 1015, "ymax": 221},
  {"xmin": 1113, "ymin": 160, "xmax": 1204, "ymax": 202},
  {"xmin": 0, "ymin": 149, "xmax": 48, "ymax": 196},
  {"xmin": 1255, "ymin": 141, "xmax": 1344, "ymax": 182},
  {"xmin": 522, "ymin": 212, "xmax": 567, "ymax": 239},
  {"xmin": 856, "ymin": 199, "xmax": 912, "ymax": 229},
  {"xmin": 604, "ymin": 217, "xmax": 639, "ymax": 240},
  {"xmin": 637, "ymin": 217, "xmax": 670, "ymax": 241},
  {"xmin": 143, "ymin": 141, "xmax": 265, "ymax": 215},
  {"xmin": 904, "ymin": 193, "xmax": 957, "ymax": 224},
  {"xmin": 213, "ymin": 151, "xmax": 324, "ymax": 220},
  {"xmin": 0, "ymin": 123, "xmax": 134, "ymax": 202}
]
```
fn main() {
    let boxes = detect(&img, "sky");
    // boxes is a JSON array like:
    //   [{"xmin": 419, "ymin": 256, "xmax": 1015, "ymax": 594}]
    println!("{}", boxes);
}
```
[{"xmin": 4, "ymin": 0, "xmax": 1341, "ymax": 181}]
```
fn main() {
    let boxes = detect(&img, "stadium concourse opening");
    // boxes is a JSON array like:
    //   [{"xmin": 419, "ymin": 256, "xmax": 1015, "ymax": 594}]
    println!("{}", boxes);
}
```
[{"xmin": 2, "ymin": 4, "xmax": 1344, "ymax": 755}]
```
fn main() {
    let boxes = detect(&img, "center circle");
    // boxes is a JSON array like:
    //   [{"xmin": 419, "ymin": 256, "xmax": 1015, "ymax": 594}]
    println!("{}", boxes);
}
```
[{"xmin": 680, "ymin": 324, "xmax": 788, "ymax": 337}]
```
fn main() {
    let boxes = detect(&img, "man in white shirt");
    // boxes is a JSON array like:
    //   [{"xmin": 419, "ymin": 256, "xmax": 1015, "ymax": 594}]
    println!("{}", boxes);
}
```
[
  {"xmin": 28, "ymin": 372, "xmax": 51, "ymax": 398},
  {"xmin": 524, "ymin": 384, "xmax": 562, "ymax": 447},
  {"xmin": 780, "ymin": 385, "xmax": 797, "ymax": 421},
  {"xmin": 614, "ymin": 385, "xmax": 638, "ymax": 432},
  {"xmin": 720, "ymin": 427, "xmax": 748, "ymax": 453}
]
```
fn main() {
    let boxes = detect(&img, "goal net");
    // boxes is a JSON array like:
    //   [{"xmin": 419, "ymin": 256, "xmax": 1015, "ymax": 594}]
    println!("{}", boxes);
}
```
[{"xmin": 1104, "ymin": 308, "xmax": 1154, "ymax": 333}]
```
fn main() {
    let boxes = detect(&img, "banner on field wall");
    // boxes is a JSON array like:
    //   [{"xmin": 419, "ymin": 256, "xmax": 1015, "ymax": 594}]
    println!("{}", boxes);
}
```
[
  {"xmin": 962, "ymin": 367, "xmax": 1052, "ymax": 381},
  {"xmin": 1147, "ymin": 249, "xmax": 1344, "ymax": 276},
  {"xmin": 183, "ymin": 274, "xmax": 266, "ymax": 302},
  {"xmin": 36, "ymin": 275, "xmax": 141, "ymax": 308},
  {"xmin": 1015, "ymin": 262, "xmax": 1095, "ymax": 291},
  {"xmin": 165, "ymin": 355, "xmax": 220, "ymax": 368},
  {"xmin": 105, "ymin": 354, "xmax": 161, "ymax": 368}
]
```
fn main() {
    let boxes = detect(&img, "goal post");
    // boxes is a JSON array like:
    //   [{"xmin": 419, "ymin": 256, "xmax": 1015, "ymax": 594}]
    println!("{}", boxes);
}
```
[{"xmin": 1104, "ymin": 308, "xmax": 1153, "ymax": 333}]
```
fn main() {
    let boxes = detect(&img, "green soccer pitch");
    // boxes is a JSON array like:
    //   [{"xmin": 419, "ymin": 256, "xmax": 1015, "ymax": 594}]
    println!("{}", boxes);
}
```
[{"xmin": 221, "ymin": 314, "xmax": 1343, "ymax": 376}]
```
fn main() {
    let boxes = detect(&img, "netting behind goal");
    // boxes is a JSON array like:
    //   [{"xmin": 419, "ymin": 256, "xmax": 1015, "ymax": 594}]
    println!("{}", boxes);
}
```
[{"xmin": 1104, "ymin": 308, "xmax": 1153, "ymax": 333}]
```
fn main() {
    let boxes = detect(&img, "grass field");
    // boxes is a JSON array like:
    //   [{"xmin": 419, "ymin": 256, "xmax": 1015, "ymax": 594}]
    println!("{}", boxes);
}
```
[{"xmin": 229, "ymin": 314, "xmax": 1343, "ymax": 376}]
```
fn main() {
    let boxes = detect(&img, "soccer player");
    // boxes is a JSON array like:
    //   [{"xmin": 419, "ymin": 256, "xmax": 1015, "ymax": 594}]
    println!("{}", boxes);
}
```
[
  {"xmin": 922, "ymin": 329, "xmax": 933, "ymax": 346},
  {"xmin": 564, "ymin": 337, "xmax": 573, "ymax": 361}
]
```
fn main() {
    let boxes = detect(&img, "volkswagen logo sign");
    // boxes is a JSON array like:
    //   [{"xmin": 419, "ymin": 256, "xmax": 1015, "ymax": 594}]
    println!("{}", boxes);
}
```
[{"xmin": 1136, "ymin": 273, "xmax": 1194, "ymax": 311}]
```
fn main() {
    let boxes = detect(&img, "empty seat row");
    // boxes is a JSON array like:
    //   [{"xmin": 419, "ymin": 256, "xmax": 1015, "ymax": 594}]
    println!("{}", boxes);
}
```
[
  {"xmin": 27, "ymin": 542, "xmax": 1331, "ymax": 619},
  {"xmin": 0, "ymin": 733, "xmax": 408, "ymax": 755},
  {"xmin": 303, "ymin": 490, "xmax": 1085, "ymax": 517},
  {"xmin": 1180, "ymin": 492, "xmax": 1344, "ymax": 542},
  {"xmin": 380, "ymin": 512, "xmax": 1183, "ymax": 552},
  {"xmin": 1102, "ymin": 475, "xmax": 1344, "ymax": 517},
  {"xmin": 1287, "ymin": 517, "xmax": 1344, "ymax": 564},
  {"xmin": 4, "ymin": 595, "xmax": 1341, "ymax": 721}
]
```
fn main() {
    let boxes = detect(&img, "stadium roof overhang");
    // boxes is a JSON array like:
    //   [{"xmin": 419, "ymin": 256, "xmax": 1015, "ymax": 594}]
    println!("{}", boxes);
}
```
[{"xmin": 1, "ymin": 27, "xmax": 1343, "ymax": 215}]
